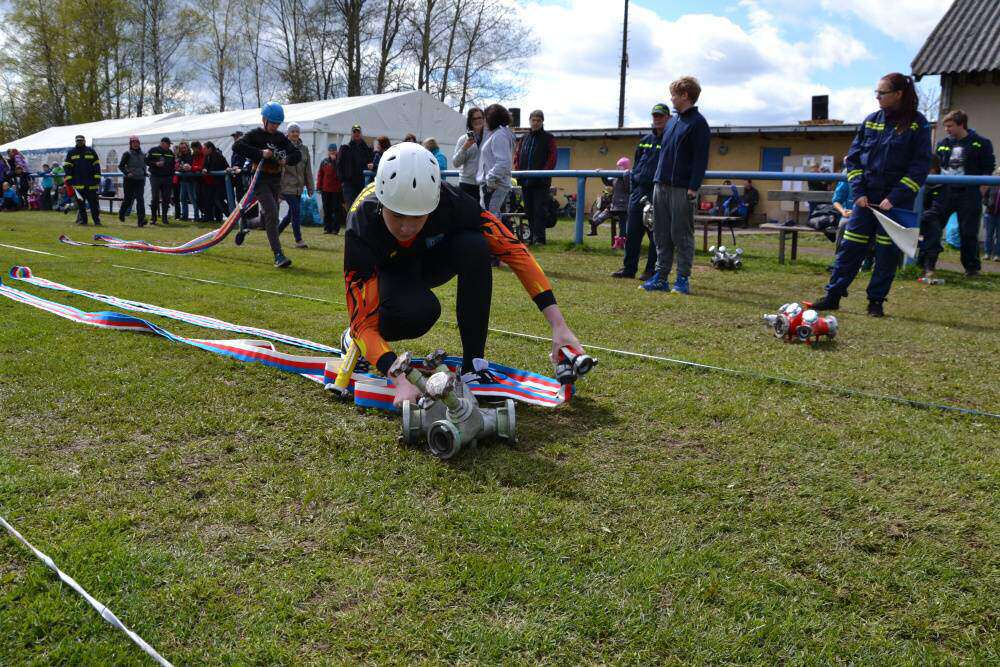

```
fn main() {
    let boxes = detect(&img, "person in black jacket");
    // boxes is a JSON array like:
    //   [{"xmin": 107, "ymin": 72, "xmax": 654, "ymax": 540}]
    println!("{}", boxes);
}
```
[
  {"xmin": 337, "ymin": 124, "xmax": 374, "ymax": 209},
  {"xmin": 117, "ymin": 135, "xmax": 148, "ymax": 227},
  {"xmin": 63, "ymin": 135, "xmax": 102, "ymax": 226},
  {"xmin": 935, "ymin": 109, "xmax": 996, "ymax": 277},
  {"xmin": 201, "ymin": 142, "xmax": 230, "ymax": 223},
  {"xmin": 613, "ymin": 103, "xmax": 669, "ymax": 280},
  {"xmin": 232, "ymin": 102, "xmax": 302, "ymax": 268},
  {"xmin": 514, "ymin": 110, "xmax": 558, "ymax": 244},
  {"xmin": 145, "ymin": 137, "xmax": 175, "ymax": 224}
]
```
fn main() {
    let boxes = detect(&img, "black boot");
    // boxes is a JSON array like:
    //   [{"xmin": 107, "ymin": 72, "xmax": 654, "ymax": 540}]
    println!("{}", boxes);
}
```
[
  {"xmin": 866, "ymin": 300, "xmax": 884, "ymax": 317},
  {"xmin": 811, "ymin": 293, "xmax": 841, "ymax": 311},
  {"xmin": 160, "ymin": 204, "xmax": 170, "ymax": 225}
]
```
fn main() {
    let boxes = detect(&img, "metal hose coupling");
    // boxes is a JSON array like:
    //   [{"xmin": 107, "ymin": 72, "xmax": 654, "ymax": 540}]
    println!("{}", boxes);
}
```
[
  {"xmin": 423, "ymin": 372, "xmax": 516, "ymax": 459},
  {"xmin": 554, "ymin": 346, "xmax": 598, "ymax": 385}
]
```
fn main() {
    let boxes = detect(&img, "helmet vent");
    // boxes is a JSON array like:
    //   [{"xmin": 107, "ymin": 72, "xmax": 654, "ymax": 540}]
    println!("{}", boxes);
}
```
[
  {"xmin": 412, "ymin": 177, "xmax": 417, "ymax": 188},
  {"xmin": 389, "ymin": 171, "xmax": 397, "ymax": 180},
  {"xmin": 386, "ymin": 155, "xmax": 397, "ymax": 162}
]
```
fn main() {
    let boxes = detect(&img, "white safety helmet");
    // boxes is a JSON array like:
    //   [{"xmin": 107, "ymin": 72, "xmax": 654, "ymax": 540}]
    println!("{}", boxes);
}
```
[{"xmin": 375, "ymin": 142, "xmax": 441, "ymax": 216}]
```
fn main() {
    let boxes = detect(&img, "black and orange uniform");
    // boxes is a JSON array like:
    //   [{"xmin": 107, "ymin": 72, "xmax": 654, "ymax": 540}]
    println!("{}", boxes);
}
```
[
  {"xmin": 63, "ymin": 145, "xmax": 102, "ymax": 225},
  {"xmin": 344, "ymin": 182, "xmax": 555, "ymax": 375}
]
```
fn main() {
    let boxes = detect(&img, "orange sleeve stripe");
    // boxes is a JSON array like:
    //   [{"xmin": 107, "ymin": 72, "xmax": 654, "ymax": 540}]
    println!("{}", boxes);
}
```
[
  {"xmin": 344, "ymin": 270, "xmax": 391, "ymax": 366},
  {"xmin": 479, "ymin": 211, "xmax": 552, "ymax": 298}
]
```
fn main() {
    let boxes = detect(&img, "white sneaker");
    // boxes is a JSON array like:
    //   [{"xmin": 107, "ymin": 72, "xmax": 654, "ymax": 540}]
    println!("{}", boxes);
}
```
[{"xmin": 294, "ymin": 240, "xmax": 308, "ymax": 249}]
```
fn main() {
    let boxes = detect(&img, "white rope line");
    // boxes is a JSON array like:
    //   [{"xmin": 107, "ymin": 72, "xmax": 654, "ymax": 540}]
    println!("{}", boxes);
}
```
[
  {"xmin": 0, "ymin": 243, "xmax": 66, "ymax": 257},
  {"xmin": 112, "ymin": 265, "xmax": 333, "ymax": 303},
  {"xmin": 0, "ymin": 515, "xmax": 173, "ymax": 666}
]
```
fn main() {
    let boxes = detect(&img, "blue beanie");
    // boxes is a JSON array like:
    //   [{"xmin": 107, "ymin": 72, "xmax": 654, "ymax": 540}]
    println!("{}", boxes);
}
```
[{"xmin": 328, "ymin": 143, "xmax": 338, "ymax": 150}]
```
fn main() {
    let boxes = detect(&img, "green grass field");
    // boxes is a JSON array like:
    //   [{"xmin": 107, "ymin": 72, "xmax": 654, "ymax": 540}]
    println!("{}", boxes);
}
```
[{"xmin": 1, "ymin": 210, "xmax": 998, "ymax": 664}]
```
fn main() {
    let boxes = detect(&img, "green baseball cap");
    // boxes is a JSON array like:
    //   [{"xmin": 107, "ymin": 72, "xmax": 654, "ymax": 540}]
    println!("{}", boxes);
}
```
[{"xmin": 651, "ymin": 103, "xmax": 669, "ymax": 116}]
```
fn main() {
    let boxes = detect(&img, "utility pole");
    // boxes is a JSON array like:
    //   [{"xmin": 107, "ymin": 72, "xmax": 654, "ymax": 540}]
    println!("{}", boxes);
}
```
[{"xmin": 617, "ymin": 0, "xmax": 629, "ymax": 128}]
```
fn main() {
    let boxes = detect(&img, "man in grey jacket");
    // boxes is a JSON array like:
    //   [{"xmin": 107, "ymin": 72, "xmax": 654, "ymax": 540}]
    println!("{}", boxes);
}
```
[
  {"xmin": 117, "ymin": 135, "xmax": 147, "ymax": 227},
  {"xmin": 453, "ymin": 107, "xmax": 484, "ymax": 201},
  {"xmin": 278, "ymin": 121, "xmax": 314, "ymax": 249}
]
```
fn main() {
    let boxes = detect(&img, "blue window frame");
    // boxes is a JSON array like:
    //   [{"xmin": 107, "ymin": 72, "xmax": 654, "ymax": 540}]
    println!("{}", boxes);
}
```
[{"xmin": 761, "ymin": 147, "xmax": 791, "ymax": 173}]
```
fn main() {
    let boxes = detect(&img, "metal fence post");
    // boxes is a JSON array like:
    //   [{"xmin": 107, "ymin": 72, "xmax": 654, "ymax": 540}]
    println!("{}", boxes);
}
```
[
  {"xmin": 575, "ymin": 176, "xmax": 586, "ymax": 245},
  {"xmin": 225, "ymin": 172, "xmax": 236, "ymax": 212}
]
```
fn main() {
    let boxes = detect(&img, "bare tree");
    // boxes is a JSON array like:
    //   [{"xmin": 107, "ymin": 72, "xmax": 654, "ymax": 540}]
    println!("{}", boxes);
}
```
[
  {"xmin": 143, "ymin": 0, "xmax": 193, "ymax": 113},
  {"xmin": 370, "ymin": 0, "xmax": 410, "ymax": 94},
  {"xmin": 918, "ymin": 80, "xmax": 941, "ymax": 123},
  {"xmin": 197, "ymin": 0, "xmax": 240, "ymax": 111}
]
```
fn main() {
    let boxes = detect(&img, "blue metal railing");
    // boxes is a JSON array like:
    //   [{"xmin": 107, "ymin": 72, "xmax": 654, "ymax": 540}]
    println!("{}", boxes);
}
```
[
  {"xmin": 31, "ymin": 170, "xmax": 239, "ymax": 211},
  {"xmin": 385, "ymin": 168, "xmax": 1000, "ymax": 245}
]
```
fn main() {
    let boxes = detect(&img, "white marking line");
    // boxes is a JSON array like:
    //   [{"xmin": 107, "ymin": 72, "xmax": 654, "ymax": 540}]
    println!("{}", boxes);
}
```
[
  {"xmin": 112, "ymin": 265, "xmax": 334, "ymax": 304},
  {"xmin": 1, "ymin": 515, "xmax": 173, "ymax": 666},
  {"xmin": 0, "ymin": 243, "xmax": 66, "ymax": 258},
  {"xmin": 109, "ymin": 263, "xmax": 999, "ymax": 419}
]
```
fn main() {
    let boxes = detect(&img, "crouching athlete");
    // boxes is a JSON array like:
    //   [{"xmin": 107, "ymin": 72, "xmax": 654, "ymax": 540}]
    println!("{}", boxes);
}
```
[{"xmin": 343, "ymin": 142, "xmax": 584, "ymax": 406}]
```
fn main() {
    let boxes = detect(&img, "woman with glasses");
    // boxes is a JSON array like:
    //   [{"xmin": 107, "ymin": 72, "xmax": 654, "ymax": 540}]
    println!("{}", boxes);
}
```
[
  {"xmin": 453, "ymin": 107, "xmax": 484, "ymax": 201},
  {"xmin": 811, "ymin": 73, "xmax": 931, "ymax": 318}
]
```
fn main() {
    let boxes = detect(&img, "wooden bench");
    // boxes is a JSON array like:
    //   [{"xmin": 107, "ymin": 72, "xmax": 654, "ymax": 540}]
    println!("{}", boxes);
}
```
[
  {"xmin": 758, "ymin": 223, "xmax": 830, "ymax": 264},
  {"xmin": 99, "ymin": 194, "xmax": 124, "ymax": 213},
  {"xmin": 766, "ymin": 189, "xmax": 833, "ymax": 225},
  {"xmin": 694, "ymin": 214, "xmax": 744, "ymax": 252}
]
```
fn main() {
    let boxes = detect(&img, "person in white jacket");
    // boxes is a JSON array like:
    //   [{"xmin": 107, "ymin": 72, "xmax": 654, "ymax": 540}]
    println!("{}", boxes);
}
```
[
  {"xmin": 453, "ymin": 107, "xmax": 484, "ymax": 201},
  {"xmin": 475, "ymin": 104, "xmax": 515, "ymax": 216}
]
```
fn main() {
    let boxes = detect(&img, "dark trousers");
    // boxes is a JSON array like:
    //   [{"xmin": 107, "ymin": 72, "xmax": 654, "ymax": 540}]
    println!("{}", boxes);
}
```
[
  {"xmin": 172, "ymin": 180, "xmax": 181, "ymax": 218},
  {"xmin": 459, "ymin": 182, "xmax": 480, "ymax": 201},
  {"xmin": 203, "ymin": 184, "xmax": 228, "ymax": 222},
  {"xmin": 621, "ymin": 184, "xmax": 657, "ymax": 275},
  {"xmin": 41, "ymin": 188, "xmax": 53, "ymax": 210},
  {"xmin": 255, "ymin": 177, "xmax": 284, "ymax": 256},
  {"xmin": 278, "ymin": 193, "xmax": 303, "ymax": 242},
  {"xmin": 378, "ymin": 230, "xmax": 492, "ymax": 372},
  {"xmin": 939, "ymin": 190, "xmax": 983, "ymax": 273},
  {"xmin": 917, "ymin": 211, "xmax": 943, "ymax": 272},
  {"xmin": 522, "ymin": 186, "xmax": 549, "ymax": 243},
  {"xmin": 120, "ymin": 178, "xmax": 146, "ymax": 225},
  {"xmin": 342, "ymin": 183, "xmax": 363, "ymax": 212},
  {"xmin": 149, "ymin": 175, "xmax": 172, "ymax": 222},
  {"xmin": 75, "ymin": 188, "xmax": 101, "ymax": 224},
  {"xmin": 825, "ymin": 202, "xmax": 901, "ymax": 302},
  {"xmin": 321, "ymin": 190, "xmax": 345, "ymax": 233}
]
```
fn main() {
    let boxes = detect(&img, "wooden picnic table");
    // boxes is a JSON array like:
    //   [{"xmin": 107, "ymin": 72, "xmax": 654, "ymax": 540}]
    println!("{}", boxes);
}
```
[
  {"xmin": 766, "ymin": 189, "xmax": 833, "ymax": 225},
  {"xmin": 758, "ymin": 223, "xmax": 829, "ymax": 264},
  {"xmin": 694, "ymin": 214, "xmax": 744, "ymax": 252}
]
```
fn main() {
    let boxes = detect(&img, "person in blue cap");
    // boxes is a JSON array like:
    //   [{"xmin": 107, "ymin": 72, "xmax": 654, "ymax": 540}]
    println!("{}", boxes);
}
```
[
  {"xmin": 811, "ymin": 73, "xmax": 931, "ymax": 317},
  {"xmin": 233, "ymin": 101, "xmax": 302, "ymax": 268}
]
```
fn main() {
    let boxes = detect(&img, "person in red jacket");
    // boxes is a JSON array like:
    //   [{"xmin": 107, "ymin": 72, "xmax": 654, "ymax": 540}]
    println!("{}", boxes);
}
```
[{"xmin": 317, "ymin": 143, "xmax": 345, "ymax": 234}]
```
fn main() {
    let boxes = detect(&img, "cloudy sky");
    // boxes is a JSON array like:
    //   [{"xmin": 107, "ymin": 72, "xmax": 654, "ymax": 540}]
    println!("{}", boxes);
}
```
[{"xmin": 508, "ymin": 0, "xmax": 951, "ymax": 128}]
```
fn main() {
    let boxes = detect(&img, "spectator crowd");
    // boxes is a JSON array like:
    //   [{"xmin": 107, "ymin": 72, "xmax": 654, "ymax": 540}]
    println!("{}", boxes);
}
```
[{"xmin": 2, "ymin": 82, "xmax": 997, "ymax": 301}]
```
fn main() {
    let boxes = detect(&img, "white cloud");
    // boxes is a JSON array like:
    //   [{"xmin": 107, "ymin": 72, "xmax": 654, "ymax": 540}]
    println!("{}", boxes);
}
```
[
  {"xmin": 508, "ymin": 0, "xmax": 880, "ymax": 129},
  {"xmin": 818, "ymin": 0, "xmax": 949, "ymax": 46}
]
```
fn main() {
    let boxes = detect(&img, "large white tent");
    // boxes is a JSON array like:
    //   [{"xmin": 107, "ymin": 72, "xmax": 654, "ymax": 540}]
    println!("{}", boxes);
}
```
[
  {"xmin": 95, "ymin": 91, "xmax": 465, "ymax": 177},
  {"xmin": 2, "ymin": 91, "xmax": 466, "ymax": 178},
  {"xmin": 0, "ymin": 112, "xmax": 181, "ymax": 171}
]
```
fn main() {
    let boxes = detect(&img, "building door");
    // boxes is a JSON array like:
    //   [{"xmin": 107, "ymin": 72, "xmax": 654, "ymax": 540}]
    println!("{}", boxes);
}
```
[{"xmin": 761, "ymin": 147, "xmax": 791, "ymax": 174}]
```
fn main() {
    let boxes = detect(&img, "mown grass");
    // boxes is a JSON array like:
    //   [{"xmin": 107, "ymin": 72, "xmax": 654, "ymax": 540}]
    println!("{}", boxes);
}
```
[{"xmin": 1, "ymin": 210, "xmax": 998, "ymax": 664}]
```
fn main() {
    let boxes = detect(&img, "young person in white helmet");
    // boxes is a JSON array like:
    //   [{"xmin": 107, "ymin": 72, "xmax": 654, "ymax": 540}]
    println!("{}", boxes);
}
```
[{"xmin": 343, "ymin": 142, "xmax": 584, "ymax": 407}]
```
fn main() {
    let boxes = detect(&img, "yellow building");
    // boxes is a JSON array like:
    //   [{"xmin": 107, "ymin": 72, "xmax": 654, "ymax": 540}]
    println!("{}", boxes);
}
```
[{"xmin": 521, "ymin": 124, "xmax": 857, "ymax": 223}]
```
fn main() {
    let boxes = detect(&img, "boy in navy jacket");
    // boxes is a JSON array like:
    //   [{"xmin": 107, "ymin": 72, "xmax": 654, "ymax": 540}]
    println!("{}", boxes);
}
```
[{"xmin": 642, "ymin": 77, "xmax": 710, "ymax": 294}]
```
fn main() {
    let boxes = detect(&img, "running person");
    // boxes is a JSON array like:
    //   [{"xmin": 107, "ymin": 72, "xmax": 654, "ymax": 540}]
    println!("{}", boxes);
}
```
[
  {"xmin": 233, "ymin": 102, "xmax": 302, "ymax": 268},
  {"xmin": 812, "ymin": 73, "xmax": 931, "ymax": 317},
  {"xmin": 343, "ymin": 142, "xmax": 584, "ymax": 407}
]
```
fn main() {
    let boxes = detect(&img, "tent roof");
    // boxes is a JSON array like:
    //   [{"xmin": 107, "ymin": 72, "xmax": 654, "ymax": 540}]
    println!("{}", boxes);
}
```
[
  {"xmin": 98, "ymin": 91, "xmax": 463, "ymax": 143},
  {"xmin": 0, "ymin": 112, "xmax": 181, "ymax": 154}
]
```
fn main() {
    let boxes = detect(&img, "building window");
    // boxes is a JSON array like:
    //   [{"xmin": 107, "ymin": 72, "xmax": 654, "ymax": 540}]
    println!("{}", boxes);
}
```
[
  {"xmin": 761, "ymin": 147, "xmax": 791, "ymax": 173},
  {"xmin": 555, "ymin": 147, "xmax": 571, "ymax": 170}
]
